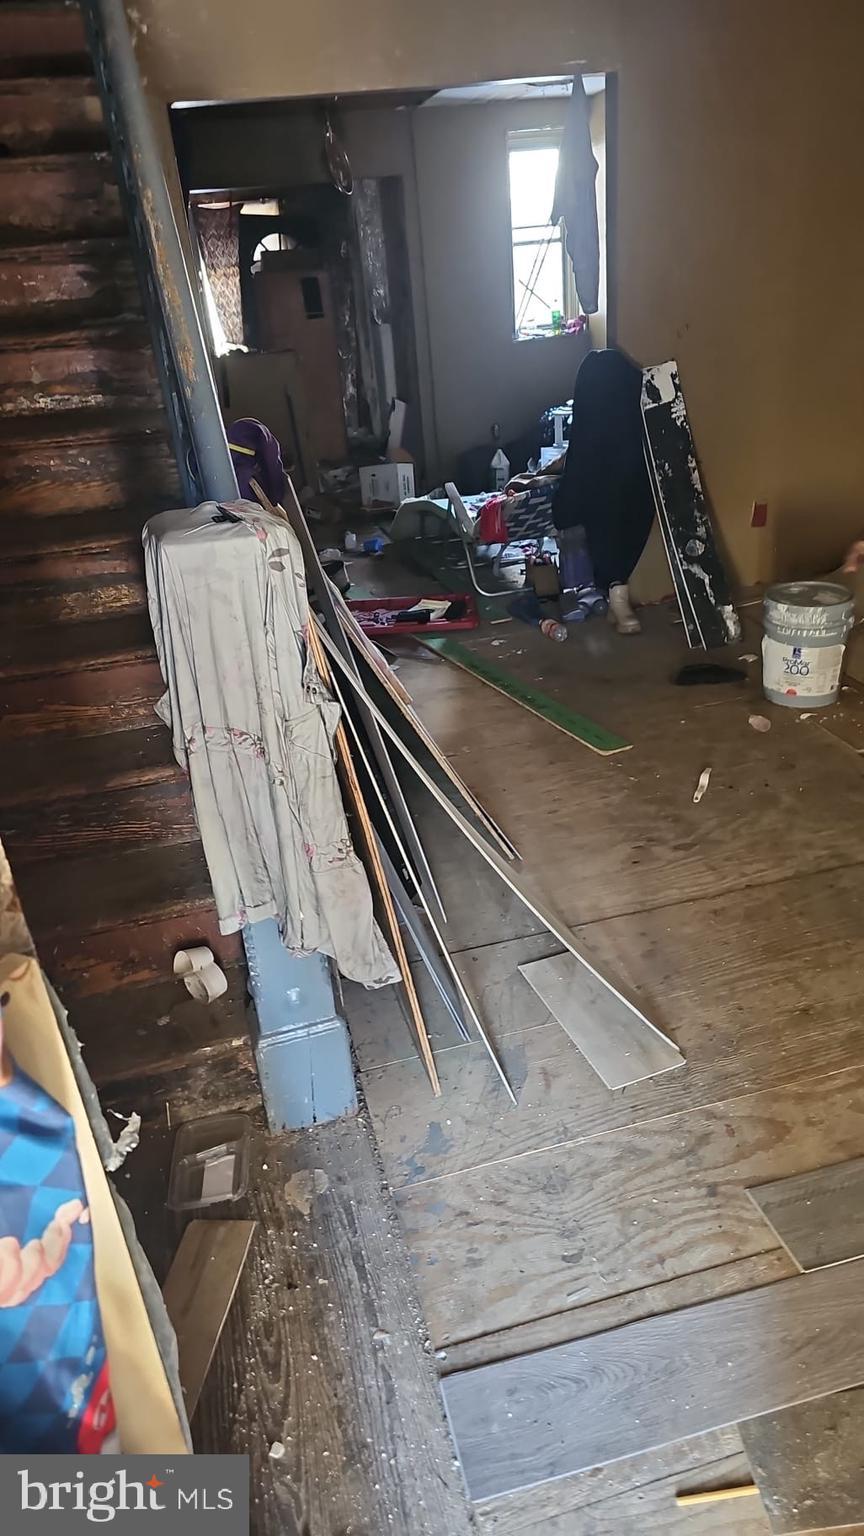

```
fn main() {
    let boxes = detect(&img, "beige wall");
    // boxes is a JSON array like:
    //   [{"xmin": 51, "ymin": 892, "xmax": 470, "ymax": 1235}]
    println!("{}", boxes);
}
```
[{"xmin": 133, "ymin": 0, "xmax": 864, "ymax": 585}]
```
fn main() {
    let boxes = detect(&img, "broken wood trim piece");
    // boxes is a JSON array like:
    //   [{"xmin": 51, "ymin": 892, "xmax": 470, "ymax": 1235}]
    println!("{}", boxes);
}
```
[
  {"xmin": 162, "ymin": 1218, "xmax": 256, "ymax": 1419},
  {"xmin": 315, "ymin": 621, "xmax": 672, "ymax": 1090},
  {"xmin": 746, "ymin": 1156, "xmax": 864, "ymax": 1272},
  {"xmin": 441, "ymin": 1259, "xmax": 864, "ymax": 1501},
  {"xmin": 306, "ymin": 612, "xmax": 441, "ymax": 1096},
  {"xmin": 674, "ymin": 1485, "xmax": 758, "ymax": 1508},
  {"xmin": 517, "ymin": 951, "xmax": 684, "ymax": 1090}
]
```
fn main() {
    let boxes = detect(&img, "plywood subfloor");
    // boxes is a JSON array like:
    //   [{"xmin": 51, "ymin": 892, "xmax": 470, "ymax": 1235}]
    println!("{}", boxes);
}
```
[{"xmin": 341, "ymin": 598, "xmax": 864, "ymax": 1535}]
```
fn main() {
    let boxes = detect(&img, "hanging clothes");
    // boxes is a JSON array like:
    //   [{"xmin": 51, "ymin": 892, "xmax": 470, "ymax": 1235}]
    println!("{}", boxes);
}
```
[
  {"xmin": 195, "ymin": 203, "xmax": 244, "ymax": 347},
  {"xmin": 551, "ymin": 77, "xmax": 600, "ymax": 316},
  {"xmin": 553, "ymin": 348, "xmax": 656, "ymax": 591},
  {"xmin": 143, "ymin": 500, "xmax": 398, "ymax": 990}
]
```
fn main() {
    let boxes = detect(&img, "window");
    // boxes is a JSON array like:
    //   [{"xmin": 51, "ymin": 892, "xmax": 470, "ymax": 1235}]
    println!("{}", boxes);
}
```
[{"xmin": 508, "ymin": 131, "xmax": 574, "ymax": 340}]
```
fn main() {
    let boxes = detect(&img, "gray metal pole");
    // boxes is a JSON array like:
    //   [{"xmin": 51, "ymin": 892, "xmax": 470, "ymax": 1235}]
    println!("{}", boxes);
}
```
[{"xmin": 82, "ymin": 0, "xmax": 239, "ymax": 502}]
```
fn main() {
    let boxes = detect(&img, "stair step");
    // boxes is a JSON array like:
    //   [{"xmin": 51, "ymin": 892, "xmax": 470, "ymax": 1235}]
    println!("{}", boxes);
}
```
[
  {"xmin": 0, "ymin": 5, "xmax": 91, "ymax": 79},
  {"xmin": 2, "ymin": 505, "xmax": 146, "ymax": 561},
  {"xmin": 0, "ymin": 152, "xmax": 123, "ymax": 244},
  {"xmin": 44, "ymin": 910, "xmax": 243, "ymax": 999},
  {"xmin": 68, "ymin": 967, "xmax": 250, "ymax": 1089},
  {"xmin": 4, "ymin": 778, "xmax": 198, "ymax": 863},
  {"xmin": 0, "ymin": 321, "xmax": 159, "ymax": 415},
  {"xmin": 0, "ymin": 609, "xmax": 154, "ymax": 680},
  {"xmin": 2, "ymin": 539, "xmax": 141, "ymax": 591},
  {"xmin": 0, "ymin": 721, "xmax": 176, "ymax": 807},
  {"xmin": 0, "ymin": 658, "xmax": 164, "ymax": 739},
  {"xmin": 0, "ymin": 238, "xmax": 140, "ymax": 329},
  {"xmin": 0, "ymin": 410, "xmax": 179, "ymax": 514},
  {"xmin": 0, "ymin": 568, "xmax": 146, "ymax": 624},
  {"xmin": 18, "ymin": 841, "xmax": 222, "ymax": 939},
  {"xmin": 0, "ymin": 76, "xmax": 105, "ymax": 154}
]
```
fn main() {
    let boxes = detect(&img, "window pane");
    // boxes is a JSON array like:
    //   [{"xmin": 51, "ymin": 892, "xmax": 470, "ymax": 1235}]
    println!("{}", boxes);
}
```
[
  {"xmin": 513, "ymin": 236, "xmax": 564, "ymax": 333},
  {"xmin": 509, "ymin": 144, "xmax": 559, "ymax": 230}
]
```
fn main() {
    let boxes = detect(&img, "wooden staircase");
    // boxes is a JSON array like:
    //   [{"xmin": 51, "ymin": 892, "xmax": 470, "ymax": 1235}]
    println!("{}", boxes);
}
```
[{"xmin": 0, "ymin": 1, "xmax": 254, "ymax": 1120}]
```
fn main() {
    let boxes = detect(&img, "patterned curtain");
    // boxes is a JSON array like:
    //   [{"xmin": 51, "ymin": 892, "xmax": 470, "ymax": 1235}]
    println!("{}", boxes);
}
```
[{"xmin": 196, "ymin": 204, "xmax": 244, "ymax": 347}]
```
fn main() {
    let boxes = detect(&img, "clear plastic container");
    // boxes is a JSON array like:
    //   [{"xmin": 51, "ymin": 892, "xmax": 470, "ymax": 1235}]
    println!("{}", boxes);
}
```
[{"xmin": 167, "ymin": 1112, "xmax": 252, "ymax": 1211}]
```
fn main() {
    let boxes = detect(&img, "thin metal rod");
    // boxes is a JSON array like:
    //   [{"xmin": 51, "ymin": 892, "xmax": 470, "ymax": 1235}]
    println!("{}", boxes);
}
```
[
  {"xmin": 317, "ymin": 618, "xmax": 516, "ymax": 1104},
  {"xmin": 325, "ymin": 656, "xmax": 470, "ymax": 1044},
  {"xmin": 81, "ymin": 0, "xmax": 239, "ymax": 502}
]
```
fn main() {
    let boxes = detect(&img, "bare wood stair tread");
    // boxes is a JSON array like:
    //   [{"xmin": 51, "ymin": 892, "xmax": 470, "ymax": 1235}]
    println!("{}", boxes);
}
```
[
  {"xmin": 16, "ymin": 841, "xmax": 219, "ymax": 938},
  {"xmin": 0, "ymin": 404, "xmax": 167, "ymax": 446},
  {"xmin": 0, "ymin": 152, "xmax": 123, "ymax": 244},
  {"xmin": 0, "ymin": 318, "xmax": 151, "ymax": 352},
  {"xmin": 0, "ymin": 236, "xmax": 140, "ymax": 332},
  {"xmin": 0, "ymin": 610, "xmax": 155, "ymax": 679},
  {"xmin": 0, "ymin": 724, "xmax": 177, "ymax": 807},
  {"xmin": 2, "ymin": 506, "xmax": 147, "ymax": 560},
  {"xmin": 0, "ymin": 76, "xmax": 104, "ymax": 155},
  {"xmin": 0, "ymin": 4, "xmax": 91, "ymax": 79},
  {"xmin": 0, "ymin": 573, "xmax": 146, "ymax": 631},
  {"xmin": 71, "ymin": 967, "xmax": 250, "ymax": 1088}
]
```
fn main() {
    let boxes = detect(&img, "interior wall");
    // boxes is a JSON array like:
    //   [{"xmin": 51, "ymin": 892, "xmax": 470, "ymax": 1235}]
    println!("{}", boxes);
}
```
[
  {"xmin": 411, "ymin": 99, "xmax": 590, "ymax": 478},
  {"xmin": 135, "ymin": 0, "xmax": 864, "ymax": 586}
]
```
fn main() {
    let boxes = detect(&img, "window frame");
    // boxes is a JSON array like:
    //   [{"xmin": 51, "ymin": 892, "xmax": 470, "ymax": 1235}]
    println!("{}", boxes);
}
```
[{"xmin": 507, "ymin": 126, "xmax": 576, "ymax": 342}]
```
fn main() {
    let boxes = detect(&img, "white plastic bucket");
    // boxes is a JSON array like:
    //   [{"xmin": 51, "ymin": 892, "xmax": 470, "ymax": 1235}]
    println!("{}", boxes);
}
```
[{"xmin": 762, "ymin": 581, "xmax": 854, "ymax": 708}]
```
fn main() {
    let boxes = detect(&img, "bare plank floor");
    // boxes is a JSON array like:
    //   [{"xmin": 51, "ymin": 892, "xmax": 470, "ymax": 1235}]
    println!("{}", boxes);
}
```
[
  {"xmin": 120, "ymin": 1117, "xmax": 472, "ymax": 1536},
  {"xmin": 342, "ymin": 598, "xmax": 864, "ymax": 1535}
]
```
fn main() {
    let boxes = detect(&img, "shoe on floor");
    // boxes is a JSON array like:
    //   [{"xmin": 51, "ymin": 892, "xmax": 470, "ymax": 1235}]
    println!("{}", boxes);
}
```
[{"xmin": 608, "ymin": 582, "xmax": 641, "ymax": 634}]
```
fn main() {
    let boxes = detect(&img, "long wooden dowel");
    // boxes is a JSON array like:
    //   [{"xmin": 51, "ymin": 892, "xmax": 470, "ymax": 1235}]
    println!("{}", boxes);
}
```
[
  {"xmin": 674, "ymin": 1485, "xmax": 758, "ymax": 1507},
  {"xmin": 320, "ymin": 623, "xmax": 515, "ymax": 1104}
]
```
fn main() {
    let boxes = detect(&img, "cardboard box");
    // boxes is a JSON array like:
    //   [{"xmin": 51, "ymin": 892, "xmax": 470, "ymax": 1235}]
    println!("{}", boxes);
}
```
[{"xmin": 359, "ymin": 461, "xmax": 415, "ymax": 509}]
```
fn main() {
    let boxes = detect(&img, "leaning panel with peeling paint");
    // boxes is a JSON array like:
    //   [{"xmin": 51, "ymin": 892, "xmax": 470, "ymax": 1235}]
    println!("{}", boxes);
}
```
[{"xmin": 642, "ymin": 360, "xmax": 740, "ymax": 649}]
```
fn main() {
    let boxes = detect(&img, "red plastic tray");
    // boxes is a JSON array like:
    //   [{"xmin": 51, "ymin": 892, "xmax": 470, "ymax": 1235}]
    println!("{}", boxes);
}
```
[{"xmin": 346, "ymin": 593, "xmax": 479, "ymax": 638}]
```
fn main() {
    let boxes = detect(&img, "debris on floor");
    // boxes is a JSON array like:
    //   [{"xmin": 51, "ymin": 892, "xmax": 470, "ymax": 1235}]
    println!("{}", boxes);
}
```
[{"xmin": 693, "ymin": 766, "xmax": 712, "ymax": 803}]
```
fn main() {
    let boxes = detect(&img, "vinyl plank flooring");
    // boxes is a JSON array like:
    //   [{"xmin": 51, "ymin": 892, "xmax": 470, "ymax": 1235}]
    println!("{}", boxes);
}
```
[
  {"xmin": 478, "ymin": 1443, "xmax": 766, "ymax": 1536},
  {"xmin": 739, "ymin": 1387, "xmax": 864, "ymax": 1533},
  {"xmin": 163, "ymin": 1219, "xmax": 256, "ymax": 1419},
  {"xmin": 440, "ymin": 1251, "xmax": 796, "ymax": 1375},
  {"xmin": 395, "ymin": 1066, "xmax": 864, "ymax": 1345},
  {"xmin": 441, "ymin": 1261, "xmax": 864, "ymax": 1501},
  {"xmin": 359, "ymin": 864, "xmax": 864, "ymax": 1188},
  {"xmin": 517, "ymin": 950, "xmax": 685, "ymax": 1089},
  {"xmin": 747, "ymin": 1156, "xmax": 864, "ymax": 1271}
]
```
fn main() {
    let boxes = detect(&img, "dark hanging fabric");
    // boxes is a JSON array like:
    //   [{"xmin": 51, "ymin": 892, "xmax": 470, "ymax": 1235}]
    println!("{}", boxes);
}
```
[
  {"xmin": 553, "ymin": 348, "xmax": 655, "ymax": 590},
  {"xmin": 196, "ymin": 204, "xmax": 244, "ymax": 347},
  {"xmin": 550, "ymin": 76, "xmax": 600, "ymax": 315}
]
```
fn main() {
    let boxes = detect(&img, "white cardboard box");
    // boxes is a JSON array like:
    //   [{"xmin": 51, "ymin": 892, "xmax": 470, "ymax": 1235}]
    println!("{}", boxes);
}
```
[{"xmin": 359, "ymin": 461, "xmax": 415, "ymax": 508}]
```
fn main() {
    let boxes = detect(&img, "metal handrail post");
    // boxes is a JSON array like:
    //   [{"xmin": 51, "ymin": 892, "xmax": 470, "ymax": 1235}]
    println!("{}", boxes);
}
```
[{"xmin": 80, "ymin": 0, "xmax": 239, "ymax": 502}]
